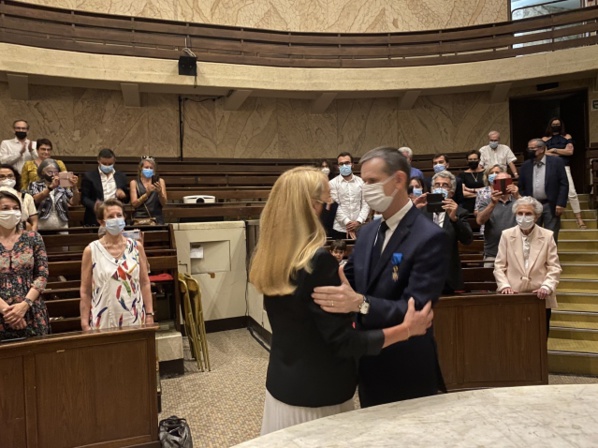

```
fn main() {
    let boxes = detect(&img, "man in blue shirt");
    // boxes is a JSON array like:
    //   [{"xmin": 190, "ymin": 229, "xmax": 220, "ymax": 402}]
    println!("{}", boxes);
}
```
[{"xmin": 398, "ymin": 147, "xmax": 423, "ymax": 180}]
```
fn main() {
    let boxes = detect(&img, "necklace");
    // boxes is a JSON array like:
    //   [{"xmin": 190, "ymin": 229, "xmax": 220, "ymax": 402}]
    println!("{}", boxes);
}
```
[{"xmin": 469, "ymin": 171, "xmax": 481, "ymax": 182}]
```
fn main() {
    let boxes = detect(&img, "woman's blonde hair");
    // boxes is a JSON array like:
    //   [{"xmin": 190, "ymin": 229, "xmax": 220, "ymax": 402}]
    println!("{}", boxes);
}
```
[{"xmin": 249, "ymin": 166, "xmax": 328, "ymax": 296}]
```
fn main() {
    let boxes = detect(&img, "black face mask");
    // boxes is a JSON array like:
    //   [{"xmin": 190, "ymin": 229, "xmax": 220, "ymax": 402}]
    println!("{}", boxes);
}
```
[
  {"xmin": 43, "ymin": 174, "xmax": 54, "ymax": 182},
  {"xmin": 15, "ymin": 131, "xmax": 27, "ymax": 140},
  {"xmin": 467, "ymin": 161, "xmax": 479, "ymax": 170},
  {"xmin": 551, "ymin": 125, "xmax": 561, "ymax": 133}
]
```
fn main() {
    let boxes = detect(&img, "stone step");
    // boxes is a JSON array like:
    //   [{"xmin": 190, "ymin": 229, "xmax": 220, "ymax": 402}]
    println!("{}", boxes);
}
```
[
  {"xmin": 558, "ymin": 251, "xmax": 598, "ymax": 263},
  {"xmin": 558, "ymin": 240, "xmax": 598, "ymax": 251},
  {"xmin": 560, "ymin": 263, "xmax": 598, "ymax": 278},
  {"xmin": 548, "ymin": 350, "xmax": 598, "ymax": 376},
  {"xmin": 558, "ymin": 229, "xmax": 598, "ymax": 241},
  {"xmin": 557, "ymin": 278, "xmax": 598, "ymax": 294},
  {"xmin": 550, "ymin": 326, "xmax": 598, "ymax": 341},
  {"xmin": 551, "ymin": 310, "xmax": 598, "ymax": 329},
  {"xmin": 561, "ymin": 219, "xmax": 598, "ymax": 230},
  {"xmin": 562, "ymin": 210, "xmax": 597, "ymax": 220}
]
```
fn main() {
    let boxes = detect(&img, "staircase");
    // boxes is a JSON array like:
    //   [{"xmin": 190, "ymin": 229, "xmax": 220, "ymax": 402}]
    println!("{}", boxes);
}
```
[{"xmin": 548, "ymin": 194, "xmax": 598, "ymax": 376}]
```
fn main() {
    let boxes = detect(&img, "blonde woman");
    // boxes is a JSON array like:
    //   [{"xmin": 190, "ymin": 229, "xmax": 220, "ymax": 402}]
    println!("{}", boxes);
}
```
[{"xmin": 250, "ymin": 166, "xmax": 433, "ymax": 435}]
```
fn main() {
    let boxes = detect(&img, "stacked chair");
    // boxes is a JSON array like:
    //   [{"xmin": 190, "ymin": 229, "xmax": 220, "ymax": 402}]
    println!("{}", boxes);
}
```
[{"xmin": 178, "ymin": 273, "xmax": 211, "ymax": 371}]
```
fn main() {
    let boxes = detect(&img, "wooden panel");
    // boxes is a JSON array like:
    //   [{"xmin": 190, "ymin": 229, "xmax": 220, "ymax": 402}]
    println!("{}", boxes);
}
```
[{"xmin": 0, "ymin": 355, "xmax": 27, "ymax": 448}]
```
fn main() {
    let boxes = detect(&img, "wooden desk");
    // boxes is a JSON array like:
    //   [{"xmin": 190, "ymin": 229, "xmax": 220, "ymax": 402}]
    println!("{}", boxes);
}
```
[
  {"xmin": 0, "ymin": 326, "xmax": 159, "ymax": 448},
  {"xmin": 435, "ymin": 293, "xmax": 548, "ymax": 391}
]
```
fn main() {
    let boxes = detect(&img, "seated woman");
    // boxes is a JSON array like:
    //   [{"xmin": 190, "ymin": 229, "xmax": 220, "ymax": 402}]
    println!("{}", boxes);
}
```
[
  {"xmin": 473, "ymin": 164, "xmax": 504, "ymax": 217},
  {"xmin": 130, "ymin": 156, "xmax": 166, "ymax": 225},
  {"xmin": 80, "ymin": 198, "xmax": 155, "ymax": 330},
  {"xmin": 249, "ymin": 166, "xmax": 433, "ymax": 435},
  {"xmin": 28, "ymin": 159, "xmax": 79, "ymax": 231},
  {"xmin": 0, "ymin": 190, "xmax": 50, "ymax": 340},
  {"xmin": 493, "ymin": 196, "xmax": 562, "ymax": 337},
  {"xmin": 0, "ymin": 164, "xmax": 38, "ymax": 231},
  {"xmin": 20, "ymin": 138, "xmax": 67, "ymax": 191}
]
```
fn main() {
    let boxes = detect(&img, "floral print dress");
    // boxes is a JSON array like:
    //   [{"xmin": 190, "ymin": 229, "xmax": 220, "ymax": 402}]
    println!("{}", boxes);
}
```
[
  {"xmin": 88, "ymin": 238, "xmax": 145, "ymax": 330},
  {"xmin": 0, "ymin": 231, "xmax": 50, "ymax": 340}
]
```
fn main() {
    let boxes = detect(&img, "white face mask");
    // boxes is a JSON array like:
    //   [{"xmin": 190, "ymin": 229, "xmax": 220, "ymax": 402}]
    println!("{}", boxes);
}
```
[
  {"xmin": 0, "ymin": 179, "xmax": 16, "ymax": 189},
  {"xmin": 0, "ymin": 210, "xmax": 22, "ymax": 229},
  {"xmin": 362, "ymin": 175, "xmax": 398, "ymax": 213},
  {"xmin": 321, "ymin": 167, "xmax": 330, "ymax": 175},
  {"xmin": 516, "ymin": 215, "xmax": 535, "ymax": 230}
]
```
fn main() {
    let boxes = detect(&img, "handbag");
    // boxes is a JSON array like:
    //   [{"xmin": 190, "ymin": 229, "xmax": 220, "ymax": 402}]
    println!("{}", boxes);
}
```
[
  {"xmin": 132, "ymin": 186, "xmax": 158, "ymax": 226},
  {"xmin": 159, "ymin": 416, "xmax": 193, "ymax": 448}
]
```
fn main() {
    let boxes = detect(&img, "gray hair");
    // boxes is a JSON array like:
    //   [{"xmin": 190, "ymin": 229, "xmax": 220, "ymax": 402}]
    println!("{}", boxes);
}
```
[
  {"xmin": 398, "ymin": 146, "xmax": 413, "ymax": 159},
  {"xmin": 431, "ymin": 170, "xmax": 456, "ymax": 192},
  {"xmin": 528, "ymin": 138, "xmax": 546, "ymax": 149},
  {"xmin": 37, "ymin": 158, "xmax": 59, "ymax": 177},
  {"xmin": 512, "ymin": 196, "xmax": 543, "ymax": 216},
  {"xmin": 359, "ymin": 146, "xmax": 410, "ymax": 183}
]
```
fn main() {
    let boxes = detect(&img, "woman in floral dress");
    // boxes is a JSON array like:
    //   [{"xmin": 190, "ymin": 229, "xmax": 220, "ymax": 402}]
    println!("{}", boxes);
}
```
[
  {"xmin": 0, "ymin": 190, "xmax": 49, "ymax": 340},
  {"xmin": 79, "ymin": 198, "xmax": 154, "ymax": 330}
]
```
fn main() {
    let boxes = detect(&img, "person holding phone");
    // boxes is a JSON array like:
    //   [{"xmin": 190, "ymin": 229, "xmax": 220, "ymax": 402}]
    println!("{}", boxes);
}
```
[
  {"xmin": 20, "ymin": 138, "xmax": 67, "ymax": 191},
  {"xmin": 130, "ymin": 156, "xmax": 167, "ymax": 225},
  {"xmin": 28, "ymin": 159, "xmax": 79, "ymax": 231}
]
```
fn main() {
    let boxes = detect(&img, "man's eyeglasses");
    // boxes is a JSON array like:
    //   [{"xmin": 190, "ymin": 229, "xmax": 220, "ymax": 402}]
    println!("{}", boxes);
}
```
[
  {"xmin": 527, "ymin": 146, "xmax": 543, "ymax": 151},
  {"xmin": 433, "ymin": 183, "xmax": 451, "ymax": 189},
  {"xmin": 0, "ymin": 175, "xmax": 15, "ymax": 180}
]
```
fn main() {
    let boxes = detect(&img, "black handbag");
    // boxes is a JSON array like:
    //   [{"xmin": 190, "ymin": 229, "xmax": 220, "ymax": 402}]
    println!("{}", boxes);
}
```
[{"xmin": 159, "ymin": 416, "xmax": 193, "ymax": 448}]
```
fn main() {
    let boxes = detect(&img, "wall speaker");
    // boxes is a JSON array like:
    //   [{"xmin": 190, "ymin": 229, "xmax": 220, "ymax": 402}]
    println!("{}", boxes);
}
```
[{"xmin": 178, "ymin": 55, "xmax": 197, "ymax": 76}]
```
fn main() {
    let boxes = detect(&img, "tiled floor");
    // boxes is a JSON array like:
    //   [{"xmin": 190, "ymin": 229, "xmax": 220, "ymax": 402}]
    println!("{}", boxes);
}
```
[{"xmin": 159, "ymin": 329, "xmax": 598, "ymax": 448}]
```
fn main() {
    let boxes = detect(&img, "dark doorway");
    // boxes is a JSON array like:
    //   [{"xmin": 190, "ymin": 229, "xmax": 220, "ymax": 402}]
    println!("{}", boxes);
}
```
[{"xmin": 510, "ymin": 89, "xmax": 588, "ymax": 192}]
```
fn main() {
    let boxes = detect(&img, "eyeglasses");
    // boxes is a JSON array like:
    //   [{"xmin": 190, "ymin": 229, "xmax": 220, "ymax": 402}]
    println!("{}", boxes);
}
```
[
  {"xmin": 0, "ymin": 175, "xmax": 15, "ymax": 180},
  {"xmin": 45, "ymin": 171, "xmax": 59, "ymax": 176},
  {"xmin": 433, "ymin": 183, "xmax": 451, "ymax": 189}
]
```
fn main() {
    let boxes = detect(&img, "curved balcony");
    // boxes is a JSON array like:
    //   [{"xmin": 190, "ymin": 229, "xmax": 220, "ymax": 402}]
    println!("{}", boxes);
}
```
[{"xmin": 1, "ymin": 1, "xmax": 598, "ymax": 96}]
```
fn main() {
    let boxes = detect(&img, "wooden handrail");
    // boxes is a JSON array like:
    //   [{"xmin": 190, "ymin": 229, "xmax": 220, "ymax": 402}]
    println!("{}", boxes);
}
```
[{"xmin": 0, "ymin": 1, "xmax": 597, "ymax": 68}]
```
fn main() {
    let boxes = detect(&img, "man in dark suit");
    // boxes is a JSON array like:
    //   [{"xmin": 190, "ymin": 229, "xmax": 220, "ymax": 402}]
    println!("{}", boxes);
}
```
[
  {"xmin": 518, "ymin": 138, "xmax": 568, "ymax": 242},
  {"xmin": 312, "ymin": 146, "xmax": 448, "ymax": 408},
  {"xmin": 80, "ymin": 148, "xmax": 129, "ymax": 226},
  {"xmin": 417, "ymin": 170, "xmax": 473, "ymax": 293}
]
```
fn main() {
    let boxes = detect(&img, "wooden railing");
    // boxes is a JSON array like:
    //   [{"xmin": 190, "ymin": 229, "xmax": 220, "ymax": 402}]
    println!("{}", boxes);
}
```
[{"xmin": 0, "ymin": 1, "xmax": 597, "ymax": 68}]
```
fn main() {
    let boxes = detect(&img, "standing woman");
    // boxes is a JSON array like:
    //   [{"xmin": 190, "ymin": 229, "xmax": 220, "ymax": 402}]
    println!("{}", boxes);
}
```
[
  {"xmin": 28, "ymin": 159, "xmax": 79, "ymax": 231},
  {"xmin": 20, "ymin": 138, "xmax": 67, "ymax": 191},
  {"xmin": 459, "ymin": 150, "xmax": 486, "ymax": 213},
  {"xmin": 0, "ymin": 164, "xmax": 38, "ymax": 231},
  {"xmin": 80, "ymin": 198, "xmax": 155, "ymax": 330},
  {"xmin": 543, "ymin": 117, "xmax": 586, "ymax": 229},
  {"xmin": 130, "ymin": 156, "xmax": 166, "ymax": 225},
  {"xmin": 0, "ymin": 190, "xmax": 50, "ymax": 340},
  {"xmin": 249, "ymin": 166, "xmax": 433, "ymax": 435}
]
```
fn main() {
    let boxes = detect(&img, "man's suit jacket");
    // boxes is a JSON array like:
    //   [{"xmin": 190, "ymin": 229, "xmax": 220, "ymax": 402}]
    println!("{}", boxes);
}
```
[
  {"xmin": 493, "ymin": 226, "xmax": 561, "ymax": 309},
  {"xmin": 80, "ymin": 169, "xmax": 129, "ymax": 226},
  {"xmin": 518, "ymin": 156, "xmax": 568, "ymax": 213},
  {"xmin": 344, "ymin": 205, "xmax": 449, "ymax": 407},
  {"xmin": 422, "ymin": 206, "xmax": 473, "ymax": 293}
]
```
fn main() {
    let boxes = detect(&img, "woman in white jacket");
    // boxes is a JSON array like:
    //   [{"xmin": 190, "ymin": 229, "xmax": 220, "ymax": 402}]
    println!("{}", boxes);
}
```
[{"xmin": 494, "ymin": 196, "xmax": 562, "ymax": 338}]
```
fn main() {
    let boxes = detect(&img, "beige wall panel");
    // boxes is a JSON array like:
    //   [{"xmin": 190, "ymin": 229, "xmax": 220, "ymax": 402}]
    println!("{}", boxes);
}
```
[
  {"xmin": 22, "ymin": 0, "xmax": 508, "ymax": 32},
  {"xmin": 181, "ymin": 97, "xmax": 217, "ymax": 158},
  {"xmin": 336, "ymin": 98, "xmax": 399, "ymax": 156},
  {"xmin": 276, "ymin": 98, "xmax": 338, "ymax": 160},
  {"xmin": 396, "ymin": 92, "xmax": 510, "ymax": 156}
]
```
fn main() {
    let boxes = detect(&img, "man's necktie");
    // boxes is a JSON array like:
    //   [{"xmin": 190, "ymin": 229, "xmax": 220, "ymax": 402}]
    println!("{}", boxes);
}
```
[{"xmin": 369, "ymin": 221, "xmax": 388, "ymax": 276}]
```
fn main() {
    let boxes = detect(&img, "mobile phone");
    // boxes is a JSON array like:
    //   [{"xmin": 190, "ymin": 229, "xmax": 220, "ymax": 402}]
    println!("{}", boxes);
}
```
[
  {"xmin": 123, "ymin": 230, "xmax": 142, "ymax": 241},
  {"xmin": 59, "ymin": 171, "xmax": 73, "ymax": 188},
  {"xmin": 426, "ymin": 193, "xmax": 445, "ymax": 213},
  {"xmin": 493, "ymin": 178, "xmax": 512, "ymax": 195}
]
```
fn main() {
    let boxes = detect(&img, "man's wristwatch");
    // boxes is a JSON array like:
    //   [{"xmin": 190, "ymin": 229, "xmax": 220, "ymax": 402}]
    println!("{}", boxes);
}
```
[{"xmin": 358, "ymin": 295, "xmax": 370, "ymax": 315}]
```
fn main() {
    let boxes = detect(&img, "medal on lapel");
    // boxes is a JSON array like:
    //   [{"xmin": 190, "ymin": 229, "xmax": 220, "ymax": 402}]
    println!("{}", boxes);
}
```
[{"xmin": 392, "ymin": 253, "xmax": 403, "ymax": 282}]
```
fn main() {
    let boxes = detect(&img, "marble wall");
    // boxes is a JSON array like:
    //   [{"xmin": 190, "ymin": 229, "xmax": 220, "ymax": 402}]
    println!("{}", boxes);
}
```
[
  {"xmin": 21, "ymin": 0, "xmax": 508, "ymax": 32},
  {"xmin": 3, "ymin": 81, "xmax": 597, "ymax": 162}
]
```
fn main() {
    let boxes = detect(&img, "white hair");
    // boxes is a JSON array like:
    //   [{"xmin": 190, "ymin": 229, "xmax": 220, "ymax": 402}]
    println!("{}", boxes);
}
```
[
  {"xmin": 398, "ymin": 147, "xmax": 413, "ymax": 158},
  {"xmin": 431, "ymin": 170, "xmax": 456, "ymax": 192},
  {"xmin": 512, "ymin": 196, "xmax": 543, "ymax": 216}
]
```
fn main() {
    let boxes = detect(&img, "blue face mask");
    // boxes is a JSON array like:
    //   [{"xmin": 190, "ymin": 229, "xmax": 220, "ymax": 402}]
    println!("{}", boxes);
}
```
[
  {"xmin": 488, "ymin": 173, "xmax": 497, "ymax": 184},
  {"xmin": 412, "ymin": 187, "xmax": 423, "ymax": 197},
  {"xmin": 105, "ymin": 218, "xmax": 126, "ymax": 236},
  {"xmin": 100, "ymin": 164, "xmax": 114, "ymax": 174},
  {"xmin": 432, "ymin": 188, "xmax": 448, "ymax": 199},
  {"xmin": 339, "ymin": 164, "xmax": 352, "ymax": 177},
  {"xmin": 142, "ymin": 168, "xmax": 154, "ymax": 178},
  {"xmin": 433, "ymin": 163, "xmax": 446, "ymax": 174}
]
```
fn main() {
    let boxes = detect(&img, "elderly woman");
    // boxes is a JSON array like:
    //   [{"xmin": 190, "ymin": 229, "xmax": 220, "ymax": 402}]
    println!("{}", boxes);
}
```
[
  {"xmin": 20, "ymin": 138, "xmax": 67, "ymax": 191},
  {"xmin": 80, "ymin": 198, "xmax": 154, "ymax": 330},
  {"xmin": 494, "ymin": 196, "xmax": 562, "ymax": 337},
  {"xmin": 28, "ymin": 158, "xmax": 79, "ymax": 231},
  {"xmin": 250, "ymin": 166, "xmax": 434, "ymax": 434},
  {"xmin": 0, "ymin": 190, "xmax": 49, "ymax": 340},
  {"xmin": 130, "ymin": 156, "xmax": 167, "ymax": 225}
]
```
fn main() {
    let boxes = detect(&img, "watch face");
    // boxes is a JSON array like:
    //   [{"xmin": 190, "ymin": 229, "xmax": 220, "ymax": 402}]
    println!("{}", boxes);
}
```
[{"xmin": 360, "ymin": 301, "xmax": 370, "ymax": 315}]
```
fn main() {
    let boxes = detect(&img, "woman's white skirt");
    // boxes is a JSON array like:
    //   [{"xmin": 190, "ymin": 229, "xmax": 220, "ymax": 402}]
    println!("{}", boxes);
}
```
[{"xmin": 260, "ymin": 390, "xmax": 354, "ymax": 435}]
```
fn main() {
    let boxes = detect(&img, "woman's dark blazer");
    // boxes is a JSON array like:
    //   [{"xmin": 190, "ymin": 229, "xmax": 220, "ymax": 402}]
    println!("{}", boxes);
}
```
[{"xmin": 264, "ymin": 248, "xmax": 383, "ymax": 408}]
